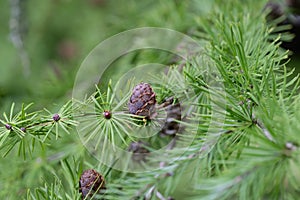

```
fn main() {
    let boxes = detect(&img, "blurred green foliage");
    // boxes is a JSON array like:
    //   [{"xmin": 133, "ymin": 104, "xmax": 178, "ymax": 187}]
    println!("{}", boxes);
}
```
[
  {"xmin": 1, "ymin": 0, "xmax": 299, "ymax": 199},
  {"xmin": 0, "ymin": 0, "xmax": 204, "ymax": 112},
  {"xmin": 0, "ymin": 0, "xmax": 213, "ymax": 198}
]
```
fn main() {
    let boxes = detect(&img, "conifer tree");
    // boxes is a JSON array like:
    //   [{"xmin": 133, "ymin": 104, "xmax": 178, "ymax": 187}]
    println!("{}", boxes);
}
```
[{"xmin": 1, "ymin": 0, "xmax": 300, "ymax": 199}]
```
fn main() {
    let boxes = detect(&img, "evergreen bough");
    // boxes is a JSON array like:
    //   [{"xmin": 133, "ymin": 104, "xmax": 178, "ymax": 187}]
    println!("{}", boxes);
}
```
[{"xmin": 1, "ymin": 0, "xmax": 299, "ymax": 199}]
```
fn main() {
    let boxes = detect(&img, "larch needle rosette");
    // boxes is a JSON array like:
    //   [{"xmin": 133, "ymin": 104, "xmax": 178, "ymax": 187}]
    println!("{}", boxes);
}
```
[{"xmin": 73, "ymin": 27, "xmax": 224, "ymax": 172}]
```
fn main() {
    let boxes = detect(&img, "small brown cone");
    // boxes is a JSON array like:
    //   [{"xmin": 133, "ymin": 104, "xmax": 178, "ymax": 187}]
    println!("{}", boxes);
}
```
[
  {"xmin": 128, "ymin": 83, "xmax": 156, "ymax": 119},
  {"xmin": 79, "ymin": 169, "xmax": 105, "ymax": 199},
  {"xmin": 161, "ymin": 103, "xmax": 181, "ymax": 136},
  {"xmin": 128, "ymin": 141, "xmax": 150, "ymax": 162}
]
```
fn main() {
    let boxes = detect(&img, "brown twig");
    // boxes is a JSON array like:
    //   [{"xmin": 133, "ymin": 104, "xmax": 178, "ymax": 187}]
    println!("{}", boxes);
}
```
[{"xmin": 252, "ymin": 113, "xmax": 274, "ymax": 142}]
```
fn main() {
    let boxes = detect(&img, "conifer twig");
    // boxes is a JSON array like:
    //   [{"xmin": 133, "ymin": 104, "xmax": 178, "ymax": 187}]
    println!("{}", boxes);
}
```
[{"xmin": 252, "ymin": 113, "xmax": 274, "ymax": 142}]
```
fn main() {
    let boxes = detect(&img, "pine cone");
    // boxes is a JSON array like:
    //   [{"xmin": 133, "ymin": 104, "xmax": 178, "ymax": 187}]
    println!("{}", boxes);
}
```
[
  {"xmin": 79, "ymin": 169, "xmax": 105, "ymax": 199},
  {"xmin": 128, "ymin": 141, "xmax": 150, "ymax": 162},
  {"xmin": 128, "ymin": 83, "xmax": 156, "ymax": 119},
  {"xmin": 158, "ymin": 97, "xmax": 181, "ymax": 136},
  {"xmin": 160, "ymin": 98, "xmax": 181, "ymax": 136}
]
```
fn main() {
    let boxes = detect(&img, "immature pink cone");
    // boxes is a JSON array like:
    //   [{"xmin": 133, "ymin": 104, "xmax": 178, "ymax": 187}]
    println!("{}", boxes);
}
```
[
  {"xmin": 52, "ymin": 113, "xmax": 60, "ymax": 122},
  {"xmin": 5, "ymin": 124, "xmax": 12, "ymax": 130},
  {"xmin": 103, "ymin": 110, "xmax": 112, "ymax": 119}
]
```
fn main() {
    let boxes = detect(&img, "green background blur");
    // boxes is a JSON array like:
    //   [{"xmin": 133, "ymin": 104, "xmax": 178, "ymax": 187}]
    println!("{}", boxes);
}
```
[
  {"xmin": 0, "ymin": 0, "xmax": 210, "ymax": 113},
  {"xmin": 1, "ymin": 0, "xmax": 298, "ymax": 113},
  {"xmin": 0, "ymin": 0, "xmax": 300, "ymax": 198}
]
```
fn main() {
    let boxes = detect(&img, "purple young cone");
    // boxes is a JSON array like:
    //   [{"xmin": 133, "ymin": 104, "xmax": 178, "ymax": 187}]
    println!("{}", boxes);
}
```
[
  {"xmin": 52, "ymin": 113, "xmax": 61, "ymax": 122},
  {"xmin": 103, "ymin": 111, "xmax": 112, "ymax": 119},
  {"xmin": 5, "ymin": 124, "xmax": 12, "ymax": 130}
]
